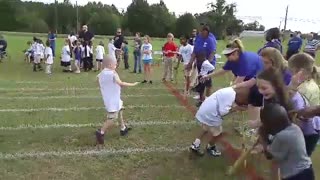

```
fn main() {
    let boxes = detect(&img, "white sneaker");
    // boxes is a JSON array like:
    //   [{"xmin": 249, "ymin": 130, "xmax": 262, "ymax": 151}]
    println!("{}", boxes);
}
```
[
  {"xmin": 193, "ymin": 95, "xmax": 200, "ymax": 100},
  {"xmin": 75, "ymin": 70, "xmax": 80, "ymax": 74}
]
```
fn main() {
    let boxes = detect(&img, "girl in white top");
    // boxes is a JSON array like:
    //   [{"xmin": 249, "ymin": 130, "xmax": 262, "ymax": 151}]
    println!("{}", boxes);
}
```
[
  {"xmin": 190, "ymin": 86, "xmax": 249, "ymax": 156},
  {"xmin": 108, "ymin": 38, "xmax": 117, "ymax": 60},
  {"xmin": 95, "ymin": 41, "xmax": 105, "ymax": 71},
  {"xmin": 95, "ymin": 55, "xmax": 139, "ymax": 145},
  {"xmin": 141, "ymin": 35, "xmax": 153, "ymax": 84},
  {"xmin": 39, "ymin": 40, "xmax": 45, "ymax": 62},
  {"xmin": 44, "ymin": 40, "xmax": 53, "ymax": 74},
  {"xmin": 61, "ymin": 39, "xmax": 72, "ymax": 72},
  {"xmin": 33, "ymin": 39, "xmax": 43, "ymax": 71}
]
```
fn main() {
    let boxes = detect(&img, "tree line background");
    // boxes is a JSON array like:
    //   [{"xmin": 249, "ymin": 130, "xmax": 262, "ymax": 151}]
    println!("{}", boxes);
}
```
[{"xmin": 0, "ymin": 0, "xmax": 265, "ymax": 39}]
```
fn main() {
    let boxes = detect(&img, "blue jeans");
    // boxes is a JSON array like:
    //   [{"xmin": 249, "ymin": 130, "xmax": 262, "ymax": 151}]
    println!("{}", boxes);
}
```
[{"xmin": 133, "ymin": 52, "xmax": 142, "ymax": 72}]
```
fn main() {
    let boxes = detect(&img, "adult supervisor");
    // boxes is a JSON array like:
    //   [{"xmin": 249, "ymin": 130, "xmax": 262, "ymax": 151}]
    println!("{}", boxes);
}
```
[
  {"xmin": 78, "ymin": 25, "xmax": 94, "ymax": 43},
  {"xmin": 114, "ymin": 28, "xmax": 124, "ymax": 67},
  {"xmin": 48, "ymin": 30, "xmax": 57, "ymax": 57}
]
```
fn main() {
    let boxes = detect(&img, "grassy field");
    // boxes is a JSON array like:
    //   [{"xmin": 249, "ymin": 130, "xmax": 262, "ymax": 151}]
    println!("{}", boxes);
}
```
[{"xmin": 0, "ymin": 34, "xmax": 319, "ymax": 180}]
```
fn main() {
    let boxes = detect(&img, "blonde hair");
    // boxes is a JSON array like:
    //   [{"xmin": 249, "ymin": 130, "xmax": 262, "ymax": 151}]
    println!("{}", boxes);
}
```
[
  {"xmin": 288, "ymin": 53, "xmax": 319, "ymax": 82},
  {"xmin": 167, "ymin": 33, "xmax": 174, "ymax": 40},
  {"xmin": 227, "ymin": 39, "xmax": 244, "ymax": 53},
  {"xmin": 260, "ymin": 47, "xmax": 288, "ymax": 72},
  {"xmin": 144, "ymin": 35, "xmax": 151, "ymax": 43}
]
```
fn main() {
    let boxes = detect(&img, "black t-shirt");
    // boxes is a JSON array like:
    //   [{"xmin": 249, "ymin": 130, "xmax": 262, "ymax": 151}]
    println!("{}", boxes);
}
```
[
  {"xmin": 114, "ymin": 35, "xmax": 124, "ymax": 49},
  {"xmin": 79, "ymin": 31, "xmax": 94, "ymax": 42}
]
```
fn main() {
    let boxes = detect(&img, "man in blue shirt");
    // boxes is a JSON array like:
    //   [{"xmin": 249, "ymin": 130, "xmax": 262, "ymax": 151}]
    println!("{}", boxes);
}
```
[
  {"xmin": 48, "ymin": 30, "xmax": 57, "ymax": 57},
  {"xmin": 286, "ymin": 32, "xmax": 302, "ymax": 60}
]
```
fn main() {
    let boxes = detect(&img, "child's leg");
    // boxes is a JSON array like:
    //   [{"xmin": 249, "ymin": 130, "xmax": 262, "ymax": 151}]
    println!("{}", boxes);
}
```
[
  {"xmin": 304, "ymin": 134, "xmax": 319, "ymax": 156},
  {"xmin": 168, "ymin": 58, "xmax": 173, "ymax": 80},
  {"xmin": 142, "ymin": 64, "xmax": 147, "ymax": 82},
  {"xmin": 162, "ymin": 58, "xmax": 168, "ymax": 80},
  {"xmin": 207, "ymin": 126, "xmax": 223, "ymax": 156},
  {"xmin": 146, "ymin": 64, "xmax": 151, "ymax": 81}
]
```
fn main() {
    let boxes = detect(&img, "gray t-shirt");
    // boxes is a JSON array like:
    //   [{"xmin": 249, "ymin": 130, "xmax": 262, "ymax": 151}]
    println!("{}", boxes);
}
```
[
  {"xmin": 267, "ymin": 124, "xmax": 312, "ymax": 179},
  {"xmin": 134, "ymin": 38, "xmax": 142, "ymax": 53}
]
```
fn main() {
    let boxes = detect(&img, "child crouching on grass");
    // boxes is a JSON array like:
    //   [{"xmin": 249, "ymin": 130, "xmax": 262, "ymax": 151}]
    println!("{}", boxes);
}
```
[
  {"xmin": 95, "ymin": 55, "xmax": 140, "ymax": 145},
  {"xmin": 190, "ymin": 86, "xmax": 250, "ymax": 156},
  {"xmin": 259, "ymin": 103, "xmax": 314, "ymax": 180}
]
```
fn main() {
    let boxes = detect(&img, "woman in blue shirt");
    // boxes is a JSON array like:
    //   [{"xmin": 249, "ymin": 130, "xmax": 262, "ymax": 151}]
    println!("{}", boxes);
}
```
[{"xmin": 48, "ymin": 30, "xmax": 57, "ymax": 57}]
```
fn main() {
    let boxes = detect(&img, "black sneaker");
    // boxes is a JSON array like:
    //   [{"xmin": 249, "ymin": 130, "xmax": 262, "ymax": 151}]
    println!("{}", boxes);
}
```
[
  {"xmin": 95, "ymin": 130, "xmax": 105, "ymax": 145},
  {"xmin": 196, "ymin": 101, "xmax": 203, "ymax": 107},
  {"xmin": 141, "ymin": 80, "xmax": 147, "ymax": 83},
  {"xmin": 206, "ymin": 144, "xmax": 221, "ymax": 157},
  {"xmin": 120, "ymin": 126, "xmax": 130, "ymax": 136},
  {"xmin": 149, "ymin": 81, "xmax": 153, "ymax": 84},
  {"xmin": 189, "ymin": 143, "xmax": 204, "ymax": 156}
]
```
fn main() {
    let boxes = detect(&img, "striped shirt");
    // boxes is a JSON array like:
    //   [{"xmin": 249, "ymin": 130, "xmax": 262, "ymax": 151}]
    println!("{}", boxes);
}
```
[{"xmin": 304, "ymin": 39, "xmax": 320, "ymax": 53}]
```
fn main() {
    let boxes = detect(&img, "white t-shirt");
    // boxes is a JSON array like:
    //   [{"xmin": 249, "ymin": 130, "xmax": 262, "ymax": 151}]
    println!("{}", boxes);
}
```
[
  {"xmin": 34, "ymin": 43, "xmax": 43, "ymax": 55},
  {"xmin": 141, "ymin": 43, "xmax": 153, "ymax": 60},
  {"xmin": 81, "ymin": 45, "xmax": 91, "ymax": 58},
  {"xmin": 44, "ymin": 47, "xmax": 53, "ymax": 64},
  {"xmin": 108, "ymin": 43, "xmax": 117, "ymax": 60},
  {"xmin": 40, "ymin": 44, "xmax": 45, "ymax": 58},
  {"xmin": 199, "ymin": 60, "xmax": 215, "ymax": 76},
  {"xmin": 96, "ymin": 45, "xmax": 105, "ymax": 60},
  {"xmin": 61, "ymin": 45, "xmax": 71, "ymax": 62},
  {"xmin": 196, "ymin": 87, "xmax": 236, "ymax": 126},
  {"xmin": 179, "ymin": 44, "xmax": 193, "ymax": 65},
  {"xmin": 97, "ymin": 68, "xmax": 122, "ymax": 112},
  {"xmin": 68, "ymin": 35, "xmax": 77, "ymax": 46}
]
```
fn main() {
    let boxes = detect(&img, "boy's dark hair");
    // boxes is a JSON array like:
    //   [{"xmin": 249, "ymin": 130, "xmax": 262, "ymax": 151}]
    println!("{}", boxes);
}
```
[
  {"xmin": 196, "ymin": 50, "xmax": 207, "ymax": 61},
  {"xmin": 257, "ymin": 67, "xmax": 293, "ymax": 112},
  {"xmin": 265, "ymin": 27, "xmax": 281, "ymax": 41},
  {"xmin": 124, "ymin": 40, "xmax": 128, "ymax": 45},
  {"xmin": 45, "ymin": 40, "xmax": 50, "ymax": 46},
  {"xmin": 180, "ymin": 35, "xmax": 189, "ymax": 40},
  {"xmin": 260, "ymin": 103, "xmax": 291, "ymax": 135}
]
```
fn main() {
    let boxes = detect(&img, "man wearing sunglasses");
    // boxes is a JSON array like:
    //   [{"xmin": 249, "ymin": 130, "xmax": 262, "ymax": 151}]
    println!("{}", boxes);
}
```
[{"xmin": 114, "ymin": 28, "xmax": 125, "ymax": 67}]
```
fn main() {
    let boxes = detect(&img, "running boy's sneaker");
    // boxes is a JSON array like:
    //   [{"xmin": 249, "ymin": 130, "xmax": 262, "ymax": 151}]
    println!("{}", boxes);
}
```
[
  {"xmin": 207, "ymin": 144, "xmax": 221, "ymax": 157},
  {"xmin": 189, "ymin": 143, "xmax": 204, "ymax": 156},
  {"xmin": 95, "ymin": 130, "xmax": 104, "ymax": 145},
  {"xmin": 120, "ymin": 126, "xmax": 131, "ymax": 136}
]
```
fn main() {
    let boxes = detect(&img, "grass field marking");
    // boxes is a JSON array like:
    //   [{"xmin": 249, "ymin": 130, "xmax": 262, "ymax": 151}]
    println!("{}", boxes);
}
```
[
  {"xmin": 0, "ymin": 146, "xmax": 189, "ymax": 160},
  {"xmin": 0, "ymin": 121, "xmax": 194, "ymax": 130},
  {"xmin": 0, "ymin": 105, "xmax": 185, "ymax": 112},
  {"xmin": 0, "ymin": 87, "xmax": 174, "ymax": 92},
  {"xmin": 0, "ymin": 94, "xmax": 173, "ymax": 100}
]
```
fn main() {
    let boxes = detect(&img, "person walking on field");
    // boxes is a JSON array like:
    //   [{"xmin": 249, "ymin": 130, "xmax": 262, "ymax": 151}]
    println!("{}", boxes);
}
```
[
  {"xmin": 162, "ymin": 33, "xmax": 178, "ymax": 82},
  {"xmin": 114, "ymin": 28, "xmax": 124, "ymax": 68}
]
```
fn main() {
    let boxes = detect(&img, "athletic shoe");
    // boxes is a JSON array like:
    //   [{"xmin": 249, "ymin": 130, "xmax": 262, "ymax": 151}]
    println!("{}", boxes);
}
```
[
  {"xmin": 207, "ymin": 144, "xmax": 221, "ymax": 157},
  {"xmin": 196, "ymin": 101, "xmax": 203, "ymax": 107},
  {"xmin": 193, "ymin": 95, "xmax": 200, "ymax": 100},
  {"xmin": 95, "ymin": 130, "xmax": 104, "ymax": 145},
  {"xmin": 75, "ymin": 70, "xmax": 81, "ymax": 74},
  {"xmin": 149, "ymin": 81, "xmax": 153, "ymax": 84},
  {"xmin": 120, "ymin": 126, "xmax": 130, "ymax": 136},
  {"xmin": 141, "ymin": 80, "xmax": 147, "ymax": 83},
  {"xmin": 189, "ymin": 143, "xmax": 204, "ymax": 156}
]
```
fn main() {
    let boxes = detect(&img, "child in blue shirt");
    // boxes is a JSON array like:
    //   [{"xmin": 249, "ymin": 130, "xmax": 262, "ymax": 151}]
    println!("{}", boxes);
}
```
[{"xmin": 73, "ymin": 40, "xmax": 82, "ymax": 74}]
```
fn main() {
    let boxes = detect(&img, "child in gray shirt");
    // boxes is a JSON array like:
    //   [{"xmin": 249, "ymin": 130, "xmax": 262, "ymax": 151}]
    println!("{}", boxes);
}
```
[{"xmin": 259, "ymin": 103, "xmax": 314, "ymax": 180}]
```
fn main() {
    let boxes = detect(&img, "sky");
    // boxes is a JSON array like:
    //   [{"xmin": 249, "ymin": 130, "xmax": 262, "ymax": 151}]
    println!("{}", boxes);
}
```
[{"xmin": 26, "ymin": 0, "xmax": 320, "ymax": 33}]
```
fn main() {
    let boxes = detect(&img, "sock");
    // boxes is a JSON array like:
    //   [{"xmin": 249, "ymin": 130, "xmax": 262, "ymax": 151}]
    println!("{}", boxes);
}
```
[
  {"xmin": 193, "ymin": 138, "xmax": 201, "ymax": 147},
  {"xmin": 100, "ymin": 130, "xmax": 105, "ymax": 135},
  {"xmin": 120, "ymin": 125, "xmax": 126, "ymax": 131}
]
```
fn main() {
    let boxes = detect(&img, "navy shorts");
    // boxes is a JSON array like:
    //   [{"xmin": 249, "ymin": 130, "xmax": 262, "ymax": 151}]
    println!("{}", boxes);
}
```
[
  {"xmin": 248, "ymin": 85, "xmax": 263, "ymax": 107},
  {"xmin": 282, "ymin": 166, "xmax": 314, "ymax": 180}
]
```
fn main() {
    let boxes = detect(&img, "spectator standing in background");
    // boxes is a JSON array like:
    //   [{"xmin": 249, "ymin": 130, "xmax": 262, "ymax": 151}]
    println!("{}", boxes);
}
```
[
  {"xmin": 78, "ymin": 25, "xmax": 94, "ymax": 43},
  {"xmin": 133, "ymin": 32, "xmax": 142, "ymax": 73},
  {"xmin": 48, "ymin": 30, "xmax": 57, "ymax": 57},
  {"xmin": 286, "ymin": 31, "xmax": 302, "ymax": 60},
  {"xmin": 114, "ymin": 28, "xmax": 124, "ymax": 68}
]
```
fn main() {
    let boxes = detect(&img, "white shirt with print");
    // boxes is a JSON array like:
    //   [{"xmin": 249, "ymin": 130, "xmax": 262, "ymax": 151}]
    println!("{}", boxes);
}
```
[
  {"xmin": 179, "ymin": 44, "xmax": 193, "ymax": 65},
  {"xmin": 196, "ymin": 87, "xmax": 236, "ymax": 126},
  {"xmin": 141, "ymin": 43, "xmax": 153, "ymax": 60},
  {"xmin": 97, "ymin": 68, "xmax": 123, "ymax": 112},
  {"xmin": 199, "ymin": 60, "xmax": 215, "ymax": 76}
]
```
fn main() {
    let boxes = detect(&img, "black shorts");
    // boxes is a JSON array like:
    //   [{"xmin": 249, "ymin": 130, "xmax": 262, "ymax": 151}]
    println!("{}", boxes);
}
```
[
  {"xmin": 248, "ymin": 85, "xmax": 263, "ymax": 107},
  {"xmin": 61, "ymin": 61, "xmax": 71, "ymax": 67},
  {"xmin": 96, "ymin": 59, "xmax": 103, "ymax": 62},
  {"xmin": 283, "ymin": 166, "xmax": 315, "ymax": 180}
]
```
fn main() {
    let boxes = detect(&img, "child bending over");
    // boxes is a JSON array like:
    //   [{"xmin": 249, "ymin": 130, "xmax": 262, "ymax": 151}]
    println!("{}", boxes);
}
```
[
  {"xmin": 259, "ymin": 103, "xmax": 314, "ymax": 180},
  {"xmin": 95, "ymin": 55, "xmax": 139, "ymax": 145},
  {"xmin": 190, "ymin": 86, "xmax": 250, "ymax": 156}
]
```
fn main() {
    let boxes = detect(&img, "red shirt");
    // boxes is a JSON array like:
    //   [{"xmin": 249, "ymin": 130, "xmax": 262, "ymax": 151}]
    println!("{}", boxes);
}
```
[{"xmin": 163, "ymin": 42, "xmax": 177, "ymax": 57}]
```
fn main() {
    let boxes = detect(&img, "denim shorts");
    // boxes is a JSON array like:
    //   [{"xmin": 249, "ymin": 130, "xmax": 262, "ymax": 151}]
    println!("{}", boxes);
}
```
[{"xmin": 143, "ymin": 59, "xmax": 152, "ymax": 64}]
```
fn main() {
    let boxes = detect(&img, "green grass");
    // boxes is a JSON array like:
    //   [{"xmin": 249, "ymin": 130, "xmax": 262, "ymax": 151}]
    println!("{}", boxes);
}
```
[{"xmin": 0, "ymin": 34, "xmax": 319, "ymax": 180}]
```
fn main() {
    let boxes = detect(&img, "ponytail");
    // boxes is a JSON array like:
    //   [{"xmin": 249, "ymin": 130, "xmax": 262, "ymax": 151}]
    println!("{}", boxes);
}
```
[{"xmin": 233, "ymin": 39, "xmax": 244, "ymax": 53}]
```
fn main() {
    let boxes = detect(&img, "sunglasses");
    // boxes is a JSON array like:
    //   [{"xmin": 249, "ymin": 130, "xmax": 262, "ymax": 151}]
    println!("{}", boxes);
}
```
[{"xmin": 117, "ymin": 32, "xmax": 121, "ymax": 33}]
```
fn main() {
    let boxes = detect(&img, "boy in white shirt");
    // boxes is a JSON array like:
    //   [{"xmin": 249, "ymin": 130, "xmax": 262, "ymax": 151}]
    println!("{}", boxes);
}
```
[
  {"xmin": 95, "ymin": 55, "xmax": 140, "ymax": 145},
  {"xmin": 39, "ymin": 40, "xmax": 45, "ymax": 63},
  {"xmin": 33, "ymin": 38, "xmax": 43, "ymax": 72},
  {"xmin": 60, "ymin": 39, "xmax": 72, "ymax": 72},
  {"xmin": 44, "ymin": 40, "xmax": 53, "ymax": 74},
  {"xmin": 176, "ymin": 35, "xmax": 194, "ymax": 96},
  {"xmin": 190, "ymin": 86, "xmax": 249, "ymax": 156},
  {"xmin": 95, "ymin": 41, "xmax": 105, "ymax": 71},
  {"xmin": 108, "ymin": 38, "xmax": 117, "ymax": 62},
  {"xmin": 194, "ymin": 51, "xmax": 215, "ymax": 107}
]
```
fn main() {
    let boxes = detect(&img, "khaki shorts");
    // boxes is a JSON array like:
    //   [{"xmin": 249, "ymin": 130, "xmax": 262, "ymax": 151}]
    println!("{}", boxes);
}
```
[
  {"xmin": 184, "ymin": 65, "xmax": 191, "ymax": 77},
  {"xmin": 200, "ymin": 123, "xmax": 222, "ymax": 137},
  {"xmin": 107, "ymin": 111, "xmax": 119, "ymax": 120}
]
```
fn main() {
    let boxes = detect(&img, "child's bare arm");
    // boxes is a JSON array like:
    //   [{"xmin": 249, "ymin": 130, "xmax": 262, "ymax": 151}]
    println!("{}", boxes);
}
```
[{"xmin": 114, "ymin": 72, "xmax": 139, "ymax": 87}]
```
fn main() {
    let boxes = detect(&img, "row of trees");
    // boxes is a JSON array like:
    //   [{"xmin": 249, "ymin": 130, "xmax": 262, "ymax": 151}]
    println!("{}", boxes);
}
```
[{"xmin": 0, "ymin": 0, "xmax": 265, "ymax": 39}]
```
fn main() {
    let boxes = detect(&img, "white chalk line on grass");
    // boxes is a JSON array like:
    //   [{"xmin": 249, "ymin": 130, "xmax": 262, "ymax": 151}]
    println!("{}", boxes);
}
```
[
  {"xmin": 0, "ymin": 121, "xmax": 194, "ymax": 130},
  {"xmin": 0, "ymin": 94, "xmax": 173, "ymax": 100},
  {"xmin": 0, "ymin": 105, "xmax": 184, "ymax": 112},
  {"xmin": 0, "ymin": 146, "xmax": 189, "ymax": 160},
  {"xmin": 0, "ymin": 87, "xmax": 172, "ymax": 92}
]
